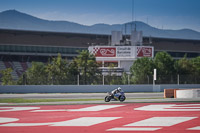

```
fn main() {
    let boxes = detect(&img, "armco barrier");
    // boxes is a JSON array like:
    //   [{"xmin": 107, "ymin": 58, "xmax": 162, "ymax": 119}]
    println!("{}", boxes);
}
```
[
  {"xmin": 0, "ymin": 84, "xmax": 199, "ymax": 93},
  {"xmin": 0, "ymin": 85, "xmax": 153, "ymax": 93}
]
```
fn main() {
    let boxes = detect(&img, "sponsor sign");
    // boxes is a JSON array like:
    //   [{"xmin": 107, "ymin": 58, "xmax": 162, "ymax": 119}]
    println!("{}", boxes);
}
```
[
  {"xmin": 89, "ymin": 46, "xmax": 153, "ymax": 58},
  {"xmin": 91, "ymin": 47, "xmax": 116, "ymax": 57},
  {"xmin": 137, "ymin": 46, "xmax": 153, "ymax": 57},
  {"xmin": 117, "ymin": 47, "xmax": 132, "ymax": 57}
]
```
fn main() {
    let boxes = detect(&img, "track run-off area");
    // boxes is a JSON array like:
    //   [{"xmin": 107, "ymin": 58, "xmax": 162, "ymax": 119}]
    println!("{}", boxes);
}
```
[{"xmin": 0, "ymin": 103, "xmax": 200, "ymax": 133}]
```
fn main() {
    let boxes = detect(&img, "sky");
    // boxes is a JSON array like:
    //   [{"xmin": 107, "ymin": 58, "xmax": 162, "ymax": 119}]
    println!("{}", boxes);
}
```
[{"xmin": 0, "ymin": 0, "xmax": 200, "ymax": 32}]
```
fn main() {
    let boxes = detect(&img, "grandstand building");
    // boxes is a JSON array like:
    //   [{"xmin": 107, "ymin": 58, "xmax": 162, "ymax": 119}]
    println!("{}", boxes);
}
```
[{"xmin": 0, "ymin": 29, "xmax": 200, "ymax": 79}]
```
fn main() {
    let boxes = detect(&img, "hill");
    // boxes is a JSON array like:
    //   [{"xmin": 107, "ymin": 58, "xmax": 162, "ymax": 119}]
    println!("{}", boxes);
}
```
[{"xmin": 0, "ymin": 10, "xmax": 200, "ymax": 40}]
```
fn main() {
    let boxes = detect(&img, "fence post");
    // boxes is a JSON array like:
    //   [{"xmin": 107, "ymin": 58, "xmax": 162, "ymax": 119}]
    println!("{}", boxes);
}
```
[
  {"xmin": 103, "ymin": 75, "xmax": 105, "ymax": 85},
  {"xmin": 128, "ymin": 74, "xmax": 130, "ymax": 85},
  {"xmin": 147, "ymin": 75, "xmax": 149, "ymax": 84},
  {"xmin": 77, "ymin": 75, "xmax": 79, "ymax": 85},
  {"xmin": 177, "ymin": 74, "xmax": 179, "ymax": 85}
]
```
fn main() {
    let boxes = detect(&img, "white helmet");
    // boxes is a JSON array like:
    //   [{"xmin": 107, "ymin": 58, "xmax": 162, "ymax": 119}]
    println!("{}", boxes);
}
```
[{"xmin": 118, "ymin": 87, "xmax": 122, "ymax": 91}]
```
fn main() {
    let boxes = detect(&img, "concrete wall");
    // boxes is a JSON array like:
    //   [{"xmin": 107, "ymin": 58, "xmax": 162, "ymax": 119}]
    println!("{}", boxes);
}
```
[
  {"xmin": 176, "ymin": 89, "xmax": 200, "ymax": 98},
  {"xmin": 0, "ymin": 84, "xmax": 200, "ymax": 93}
]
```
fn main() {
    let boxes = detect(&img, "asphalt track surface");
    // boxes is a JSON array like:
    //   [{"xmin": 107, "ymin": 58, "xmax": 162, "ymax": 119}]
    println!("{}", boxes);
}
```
[
  {"xmin": 0, "ymin": 93, "xmax": 163, "ymax": 99},
  {"xmin": 1, "ymin": 93, "xmax": 200, "ymax": 105},
  {"xmin": 0, "ymin": 103, "xmax": 200, "ymax": 133}
]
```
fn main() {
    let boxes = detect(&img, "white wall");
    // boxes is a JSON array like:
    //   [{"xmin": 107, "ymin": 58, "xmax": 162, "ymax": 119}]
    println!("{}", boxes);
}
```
[{"xmin": 176, "ymin": 89, "xmax": 200, "ymax": 98}]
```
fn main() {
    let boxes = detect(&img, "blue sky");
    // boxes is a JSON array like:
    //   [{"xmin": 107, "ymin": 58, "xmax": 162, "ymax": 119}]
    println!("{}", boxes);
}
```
[{"xmin": 0, "ymin": 0, "xmax": 200, "ymax": 31}]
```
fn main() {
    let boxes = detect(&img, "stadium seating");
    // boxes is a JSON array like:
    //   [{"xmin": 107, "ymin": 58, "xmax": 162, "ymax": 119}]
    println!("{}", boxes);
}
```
[{"xmin": 0, "ymin": 61, "xmax": 30, "ymax": 80}]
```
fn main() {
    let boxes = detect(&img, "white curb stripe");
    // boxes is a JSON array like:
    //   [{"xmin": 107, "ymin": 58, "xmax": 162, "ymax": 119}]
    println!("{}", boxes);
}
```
[
  {"xmin": 125, "ymin": 117, "xmax": 197, "ymax": 127},
  {"xmin": 31, "ymin": 109, "xmax": 67, "ymax": 112},
  {"xmin": 107, "ymin": 127, "xmax": 161, "ymax": 131},
  {"xmin": 67, "ymin": 105, "xmax": 125, "ymax": 111},
  {"xmin": 0, "ymin": 117, "xmax": 121, "ymax": 127},
  {"xmin": 52, "ymin": 117, "xmax": 121, "ymax": 126},
  {"xmin": 0, "ymin": 117, "xmax": 19, "ymax": 123},
  {"xmin": 188, "ymin": 126, "xmax": 200, "ymax": 130},
  {"xmin": 134, "ymin": 104, "xmax": 200, "ymax": 111}
]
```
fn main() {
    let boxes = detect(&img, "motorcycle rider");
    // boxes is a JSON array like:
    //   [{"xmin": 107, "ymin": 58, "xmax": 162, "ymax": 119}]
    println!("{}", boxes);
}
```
[{"xmin": 111, "ymin": 87, "xmax": 123, "ymax": 98}]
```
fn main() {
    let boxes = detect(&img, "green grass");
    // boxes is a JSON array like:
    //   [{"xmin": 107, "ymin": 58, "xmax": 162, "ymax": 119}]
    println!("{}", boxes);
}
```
[
  {"xmin": 128, "ymin": 97, "xmax": 163, "ymax": 100},
  {"xmin": 0, "ymin": 97, "xmax": 164, "ymax": 103},
  {"xmin": 0, "ymin": 98, "xmax": 102, "ymax": 103}
]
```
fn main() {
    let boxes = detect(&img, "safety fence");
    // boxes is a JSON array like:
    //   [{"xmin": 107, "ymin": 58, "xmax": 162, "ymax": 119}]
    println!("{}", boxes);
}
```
[{"xmin": 2, "ymin": 74, "xmax": 199, "ymax": 85}]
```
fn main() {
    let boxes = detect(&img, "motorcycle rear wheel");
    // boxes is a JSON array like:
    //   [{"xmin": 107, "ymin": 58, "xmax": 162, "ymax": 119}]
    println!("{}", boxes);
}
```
[{"xmin": 105, "ymin": 96, "xmax": 111, "ymax": 102}]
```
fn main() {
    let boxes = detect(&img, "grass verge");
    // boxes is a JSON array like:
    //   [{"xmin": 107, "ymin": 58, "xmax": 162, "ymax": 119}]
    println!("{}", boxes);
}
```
[{"xmin": 0, "ymin": 98, "xmax": 102, "ymax": 103}]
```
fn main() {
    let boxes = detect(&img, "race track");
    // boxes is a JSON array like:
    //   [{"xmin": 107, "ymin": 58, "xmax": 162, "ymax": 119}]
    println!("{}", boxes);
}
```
[
  {"xmin": 0, "ymin": 93, "xmax": 163, "ymax": 99},
  {"xmin": 0, "ymin": 103, "xmax": 200, "ymax": 133}
]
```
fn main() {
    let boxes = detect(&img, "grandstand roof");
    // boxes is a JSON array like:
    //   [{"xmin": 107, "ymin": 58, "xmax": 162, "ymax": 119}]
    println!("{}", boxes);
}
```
[
  {"xmin": 0, "ymin": 28, "xmax": 109, "ymax": 47},
  {"xmin": 0, "ymin": 28, "xmax": 200, "ymax": 53}
]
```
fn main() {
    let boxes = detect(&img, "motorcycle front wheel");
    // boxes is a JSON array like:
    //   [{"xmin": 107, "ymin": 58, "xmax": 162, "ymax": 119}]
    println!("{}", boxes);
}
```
[{"xmin": 119, "ymin": 96, "xmax": 126, "ymax": 102}]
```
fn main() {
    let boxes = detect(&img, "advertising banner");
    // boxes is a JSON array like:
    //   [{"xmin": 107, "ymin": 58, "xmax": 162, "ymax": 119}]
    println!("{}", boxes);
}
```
[
  {"xmin": 91, "ymin": 47, "xmax": 116, "ymax": 57},
  {"xmin": 136, "ymin": 46, "xmax": 153, "ymax": 57},
  {"xmin": 89, "ymin": 46, "xmax": 153, "ymax": 58},
  {"xmin": 117, "ymin": 47, "xmax": 133, "ymax": 57}
]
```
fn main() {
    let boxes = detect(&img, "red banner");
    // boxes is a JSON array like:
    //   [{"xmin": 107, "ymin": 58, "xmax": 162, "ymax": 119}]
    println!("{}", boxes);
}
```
[
  {"xmin": 93, "ymin": 47, "xmax": 116, "ymax": 57},
  {"xmin": 137, "ymin": 47, "xmax": 153, "ymax": 57}
]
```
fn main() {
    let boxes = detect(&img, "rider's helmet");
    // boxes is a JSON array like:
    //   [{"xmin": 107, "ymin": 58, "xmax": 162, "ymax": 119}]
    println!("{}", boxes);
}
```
[{"xmin": 117, "ymin": 87, "xmax": 122, "ymax": 91}]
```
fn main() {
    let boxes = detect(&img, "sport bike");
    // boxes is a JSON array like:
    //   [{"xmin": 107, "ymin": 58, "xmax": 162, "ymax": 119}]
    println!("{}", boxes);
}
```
[{"xmin": 104, "ymin": 91, "xmax": 126, "ymax": 102}]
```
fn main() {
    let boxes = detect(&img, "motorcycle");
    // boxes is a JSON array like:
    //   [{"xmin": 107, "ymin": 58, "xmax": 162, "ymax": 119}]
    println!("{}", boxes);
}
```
[{"xmin": 104, "ymin": 91, "xmax": 126, "ymax": 102}]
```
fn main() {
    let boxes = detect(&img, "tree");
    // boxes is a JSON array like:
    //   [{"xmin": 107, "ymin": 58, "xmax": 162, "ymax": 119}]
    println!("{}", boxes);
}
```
[
  {"xmin": 67, "ymin": 60, "xmax": 79, "ymax": 84},
  {"xmin": 122, "ymin": 72, "xmax": 129, "ymax": 85},
  {"xmin": 26, "ymin": 62, "xmax": 47, "ymax": 85},
  {"xmin": 191, "ymin": 56, "xmax": 200, "ymax": 74},
  {"xmin": 130, "ymin": 57, "xmax": 154, "ymax": 84},
  {"xmin": 190, "ymin": 56, "xmax": 200, "ymax": 84},
  {"xmin": 175, "ymin": 55, "xmax": 194, "ymax": 75},
  {"xmin": 45, "ymin": 53, "xmax": 68, "ymax": 85},
  {"xmin": 154, "ymin": 52, "xmax": 175, "ymax": 83},
  {"xmin": 0, "ymin": 68, "xmax": 15, "ymax": 85},
  {"xmin": 103, "ymin": 63, "xmax": 122, "ymax": 85},
  {"xmin": 154, "ymin": 52, "xmax": 175, "ymax": 75},
  {"xmin": 174, "ymin": 55, "xmax": 200, "ymax": 84},
  {"xmin": 75, "ymin": 50, "xmax": 99, "ymax": 84}
]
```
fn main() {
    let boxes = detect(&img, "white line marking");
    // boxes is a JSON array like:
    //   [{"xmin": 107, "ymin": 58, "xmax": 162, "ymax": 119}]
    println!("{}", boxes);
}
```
[
  {"xmin": 107, "ymin": 127, "xmax": 161, "ymax": 131},
  {"xmin": 172, "ymin": 107, "xmax": 200, "ymax": 109},
  {"xmin": 52, "ymin": 117, "xmax": 121, "ymax": 126},
  {"xmin": 134, "ymin": 104, "xmax": 200, "ymax": 111},
  {"xmin": 0, "ymin": 117, "xmax": 19, "ymax": 123},
  {"xmin": 32, "ymin": 105, "xmax": 125, "ymax": 112},
  {"xmin": 0, "ymin": 107, "xmax": 40, "ymax": 112},
  {"xmin": 125, "ymin": 117, "xmax": 197, "ymax": 127},
  {"xmin": 176, "ymin": 104, "xmax": 200, "ymax": 106},
  {"xmin": 0, "ymin": 122, "xmax": 51, "ymax": 126},
  {"xmin": 67, "ymin": 105, "xmax": 125, "ymax": 111},
  {"xmin": 0, "ymin": 117, "xmax": 121, "ymax": 127},
  {"xmin": 31, "ymin": 109, "xmax": 67, "ymax": 112},
  {"xmin": 188, "ymin": 126, "xmax": 200, "ymax": 130}
]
